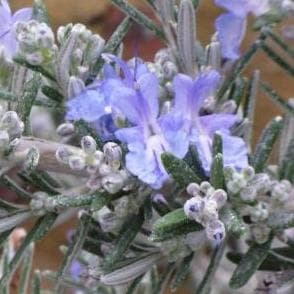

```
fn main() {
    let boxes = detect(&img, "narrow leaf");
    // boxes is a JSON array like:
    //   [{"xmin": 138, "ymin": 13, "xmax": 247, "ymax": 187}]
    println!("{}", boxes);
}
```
[
  {"xmin": 18, "ymin": 243, "xmax": 34, "ymax": 294},
  {"xmin": 229, "ymin": 236, "xmax": 273, "ymax": 289},
  {"xmin": 151, "ymin": 208, "xmax": 203, "ymax": 242},
  {"xmin": 0, "ymin": 210, "xmax": 32, "ymax": 234},
  {"xmin": 55, "ymin": 213, "xmax": 90, "ymax": 291},
  {"xmin": 0, "ymin": 213, "xmax": 57, "ymax": 288},
  {"xmin": 109, "ymin": 0, "xmax": 164, "ymax": 39},
  {"xmin": 217, "ymin": 32, "xmax": 267, "ymax": 100},
  {"xmin": 103, "ymin": 211, "xmax": 144, "ymax": 271},
  {"xmin": 260, "ymin": 81, "xmax": 294, "ymax": 115},
  {"xmin": 253, "ymin": 116, "xmax": 284, "ymax": 172},
  {"xmin": 161, "ymin": 152, "xmax": 201, "ymax": 188},
  {"xmin": 196, "ymin": 240, "xmax": 226, "ymax": 294},
  {"xmin": 260, "ymin": 43, "xmax": 294, "ymax": 76},
  {"xmin": 41, "ymin": 85, "xmax": 64, "ymax": 103},
  {"xmin": 31, "ymin": 271, "xmax": 41, "ymax": 294},
  {"xmin": 33, "ymin": 0, "xmax": 49, "ymax": 23},
  {"xmin": 91, "ymin": 17, "xmax": 132, "ymax": 76},
  {"xmin": 170, "ymin": 253, "xmax": 194, "ymax": 292},
  {"xmin": 177, "ymin": 0, "xmax": 197, "ymax": 75}
]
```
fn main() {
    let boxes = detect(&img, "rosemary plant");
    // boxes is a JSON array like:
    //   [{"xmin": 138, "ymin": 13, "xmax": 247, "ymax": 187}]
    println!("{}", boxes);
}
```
[{"xmin": 0, "ymin": 0, "xmax": 293, "ymax": 293}]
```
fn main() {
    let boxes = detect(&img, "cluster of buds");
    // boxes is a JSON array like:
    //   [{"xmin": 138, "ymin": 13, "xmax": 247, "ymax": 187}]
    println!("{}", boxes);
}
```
[
  {"xmin": 184, "ymin": 181, "xmax": 227, "ymax": 242},
  {"xmin": 224, "ymin": 166, "xmax": 271, "ymax": 202},
  {"xmin": 29, "ymin": 191, "xmax": 54, "ymax": 216},
  {"xmin": 56, "ymin": 23, "xmax": 105, "ymax": 96},
  {"xmin": 0, "ymin": 108, "xmax": 24, "ymax": 156},
  {"xmin": 56, "ymin": 136, "xmax": 128, "ymax": 194},
  {"xmin": 14, "ymin": 20, "xmax": 57, "ymax": 66},
  {"xmin": 146, "ymin": 48, "xmax": 178, "ymax": 93}
]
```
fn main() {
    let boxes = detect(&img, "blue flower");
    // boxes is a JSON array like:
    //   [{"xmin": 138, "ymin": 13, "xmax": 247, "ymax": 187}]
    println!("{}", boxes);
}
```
[
  {"xmin": 106, "ymin": 56, "xmax": 188, "ymax": 189},
  {"xmin": 172, "ymin": 70, "xmax": 248, "ymax": 173},
  {"xmin": 0, "ymin": 0, "xmax": 32, "ymax": 58},
  {"xmin": 214, "ymin": 0, "xmax": 270, "ymax": 60}
]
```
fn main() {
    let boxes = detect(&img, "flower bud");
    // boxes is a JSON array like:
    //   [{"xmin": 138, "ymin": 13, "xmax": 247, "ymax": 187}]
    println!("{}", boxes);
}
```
[
  {"xmin": 154, "ymin": 48, "xmax": 171, "ymax": 65},
  {"xmin": 250, "ymin": 173, "xmax": 271, "ymax": 194},
  {"xmin": 68, "ymin": 155, "xmax": 85, "ymax": 171},
  {"xmin": 240, "ymin": 186, "xmax": 257, "ymax": 203},
  {"xmin": 200, "ymin": 181, "xmax": 212, "ymax": 194},
  {"xmin": 206, "ymin": 220, "xmax": 225, "ymax": 242},
  {"xmin": 81, "ymin": 136, "xmax": 97, "ymax": 154},
  {"xmin": 103, "ymin": 142, "xmax": 122, "ymax": 169},
  {"xmin": 55, "ymin": 146, "xmax": 74, "ymax": 163},
  {"xmin": 184, "ymin": 196, "xmax": 205, "ymax": 220},
  {"xmin": 56, "ymin": 123, "xmax": 75, "ymax": 137},
  {"xmin": 186, "ymin": 183, "xmax": 200, "ymax": 196},
  {"xmin": 242, "ymin": 166, "xmax": 255, "ymax": 181},
  {"xmin": 250, "ymin": 202, "xmax": 269, "ymax": 223},
  {"xmin": 101, "ymin": 172, "xmax": 126, "ymax": 194},
  {"xmin": 162, "ymin": 61, "xmax": 177, "ymax": 79},
  {"xmin": 202, "ymin": 199, "xmax": 218, "ymax": 222},
  {"xmin": 251, "ymin": 224, "xmax": 271, "ymax": 244},
  {"xmin": 209, "ymin": 189, "xmax": 227, "ymax": 208},
  {"xmin": 67, "ymin": 76, "xmax": 85, "ymax": 98}
]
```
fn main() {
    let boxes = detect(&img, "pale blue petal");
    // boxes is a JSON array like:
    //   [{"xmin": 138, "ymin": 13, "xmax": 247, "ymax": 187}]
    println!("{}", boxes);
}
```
[
  {"xmin": 191, "ymin": 70, "xmax": 220, "ymax": 112},
  {"xmin": 92, "ymin": 115, "xmax": 117, "ymax": 141},
  {"xmin": 221, "ymin": 132, "xmax": 248, "ymax": 170},
  {"xmin": 115, "ymin": 126, "xmax": 144, "ymax": 145},
  {"xmin": 12, "ymin": 8, "xmax": 32, "ymax": 23},
  {"xmin": 215, "ymin": 0, "xmax": 251, "ymax": 17},
  {"xmin": 0, "ymin": 5, "xmax": 10, "ymax": 36},
  {"xmin": 215, "ymin": 13, "xmax": 246, "ymax": 60},
  {"xmin": 137, "ymin": 72, "xmax": 159, "ymax": 119},
  {"xmin": 66, "ymin": 89, "xmax": 107, "ymax": 122},
  {"xmin": 159, "ymin": 114, "xmax": 189, "ymax": 158},
  {"xmin": 200, "ymin": 114, "xmax": 238, "ymax": 136},
  {"xmin": 173, "ymin": 74, "xmax": 194, "ymax": 116}
]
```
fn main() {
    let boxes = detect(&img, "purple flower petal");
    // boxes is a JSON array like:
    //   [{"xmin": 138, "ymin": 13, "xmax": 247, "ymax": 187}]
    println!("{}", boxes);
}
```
[
  {"xmin": 221, "ymin": 132, "xmax": 248, "ymax": 170},
  {"xmin": 215, "ymin": 13, "xmax": 246, "ymax": 60},
  {"xmin": 200, "ymin": 113, "xmax": 238, "ymax": 136},
  {"xmin": 66, "ymin": 88, "xmax": 108, "ymax": 122},
  {"xmin": 215, "ymin": 0, "xmax": 252, "ymax": 17},
  {"xmin": 12, "ymin": 8, "xmax": 32, "ymax": 23}
]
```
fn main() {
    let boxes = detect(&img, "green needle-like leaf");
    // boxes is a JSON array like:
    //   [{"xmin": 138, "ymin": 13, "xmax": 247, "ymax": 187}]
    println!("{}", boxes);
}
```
[
  {"xmin": 103, "ymin": 211, "xmax": 145, "ymax": 271},
  {"xmin": 229, "ymin": 236, "xmax": 273, "ymax": 289},
  {"xmin": 170, "ymin": 253, "xmax": 194, "ymax": 292},
  {"xmin": 253, "ymin": 116, "xmax": 284, "ymax": 172},
  {"xmin": 33, "ymin": 0, "xmax": 49, "ymax": 23},
  {"xmin": 55, "ymin": 213, "xmax": 90, "ymax": 292},
  {"xmin": 109, "ymin": 0, "xmax": 165, "ymax": 39},
  {"xmin": 161, "ymin": 152, "xmax": 202, "ymax": 188},
  {"xmin": 151, "ymin": 208, "xmax": 203, "ymax": 242}
]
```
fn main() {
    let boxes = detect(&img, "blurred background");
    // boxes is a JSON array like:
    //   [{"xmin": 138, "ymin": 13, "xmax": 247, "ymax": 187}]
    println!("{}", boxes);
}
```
[{"xmin": 4, "ymin": 0, "xmax": 294, "ymax": 293}]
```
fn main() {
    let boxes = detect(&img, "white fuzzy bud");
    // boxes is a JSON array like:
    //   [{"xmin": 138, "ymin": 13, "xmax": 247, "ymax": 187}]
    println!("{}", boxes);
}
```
[
  {"xmin": 55, "ymin": 146, "xmax": 74, "ymax": 164},
  {"xmin": 103, "ymin": 142, "xmax": 122, "ymax": 169},
  {"xmin": 186, "ymin": 183, "xmax": 200, "ymax": 196},
  {"xmin": 81, "ymin": 136, "xmax": 97, "ymax": 154},
  {"xmin": 209, "ymin": 189, "xmax": 227, "ymax": 208},
  {"xmin": 184, "ymin": 196, "xmax": 205, "ymax": 220},
  {"xmin": 202, "ymin": 199, "xmax": 218, "ymax": 222},
  {"xmin": 250, "ymin": 202, "xmax": 269, "ymax": 223},
  {"xmin": 25, "ymin": 52, "xmax": 44, "ymax": 65},
  {"xmin": 251, "ymin": 224, "xmax": 271, "ymax": 244},
  {"xmin": 68, "ymin": 155, "xmax": 86, "ymax": 171},
  {"xmin": 67, "ymin": 76, "xmax": 85, "ymax": 98},
  {"xmin": 102, "ymin": 172, "xmax": 127, "ymax": 194},
  {"xmin": 271, "ymin": 180, "xmax": 292, "ymax": 203},
  {"xmin": 1, "ymin": 111, "xmax": 24, "ymax": 138},
  {"xmin": 242, "ymin": 166, "xmax": 255, "ymax": 181},
  {"xmin": 250, "ymin": 173, "xmax": 271, "ymax": 194},
  {"xmin": 240, "ymin": 186, "xmax": 257, "ymax": 203},
  {"xmin": 56, "ymin": 123, "xmax": 75, "ymax": 137},
  {"xmin": 200, "ymin": 181, "xmax": 213, "ymax": 194},
  {"xmin": 206, "ymin": 220, "xmax": 226, "ymax": 242},
  {"xmin": 162, "ymin": 61, "xmax": 177, "ymax": 79}
]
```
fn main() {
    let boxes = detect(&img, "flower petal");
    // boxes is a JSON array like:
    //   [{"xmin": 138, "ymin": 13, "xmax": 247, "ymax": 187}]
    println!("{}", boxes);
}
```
[
  {"xmin": 215, "ymin": 0, "xmax": 251, "ymax": 17},
  {"xmin": 66, "ymin": 88, "xmax": 107, "ymax": 122},
  {"xmin": 200, "ymin": 113, "xmax": 238, "ymax": 136},
  {"xmin": 12, "ymin": 8, "xmax": 32, "ymax": 23},
  {"xmin": 221, "ymin": 132, "xmax": 248, "ymax": 170},
  {"xmin": 137, "ymin": 72, "xmax": 159, "ymax": 119},
  {"xmin": 215, "ymin": 13, "xmax": 246, "ymax": 60}
]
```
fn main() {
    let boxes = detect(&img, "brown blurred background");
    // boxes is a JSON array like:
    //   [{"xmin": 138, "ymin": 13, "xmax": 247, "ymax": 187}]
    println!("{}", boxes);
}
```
[{"xmin": 6, "ymin": 0, "xmax": 294, "ymax": 293}]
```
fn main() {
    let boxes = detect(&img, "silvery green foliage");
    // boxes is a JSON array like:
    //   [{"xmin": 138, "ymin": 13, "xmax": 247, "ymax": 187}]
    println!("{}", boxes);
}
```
[{"xmin": 0, "ymin": 0, "xmax": 293, "ymax": 293}]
